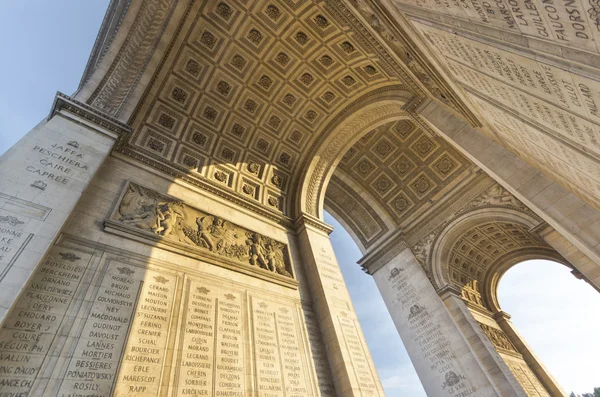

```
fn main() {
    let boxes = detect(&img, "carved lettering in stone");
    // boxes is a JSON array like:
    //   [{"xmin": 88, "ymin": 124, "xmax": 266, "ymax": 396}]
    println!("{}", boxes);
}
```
[
  {"xmin": 112, "ymin": 267, "xmax": 177, "ymax": 396},
  {"xmin": 57, "ymin": 260, "xmax": 140, "ymax": 395},
  {"xmin": 24, "ymin": 142, "xmax": 90, "ymax": 189},
  {"xmin": 0, "ymin": 248, "xmax": 91, "ymax": 396},
  {"xmin": 175, "ymin": 280, "xmax": 246, "ymax": 396},
  {"xmin": 338, "ymin": 314, "xmax": 379, "ymax": 392},
  {"xmin": 315, "ymin": 247, "xmax": 345, "ymax": 289},
  {"xmin": 110, "ymin": 182, "xmax": 293, "ymax": 278},
  {"xmin": 386, "ymin": 260, "xmax": 479, "ymax": 397},
  {"xmin": 0, "ymin": 214, "xmax": 31, "ymax": 278},
  {"xmin": 303, "ymin": 309, "xmax": 335, "ymax": 396},
  {"xmin": 252, "ymin": 298, "xmax": 311, "ymax": 397}
]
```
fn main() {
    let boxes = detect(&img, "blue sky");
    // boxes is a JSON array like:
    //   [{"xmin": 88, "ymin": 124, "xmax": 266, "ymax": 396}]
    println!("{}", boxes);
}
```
[
  {"xmin": 1, "ymin": 2, "xmax": 599, "ymax": 396},
  {"xmin": 327, "ymin": 212, "xmax": 600, "ymax": 396}
]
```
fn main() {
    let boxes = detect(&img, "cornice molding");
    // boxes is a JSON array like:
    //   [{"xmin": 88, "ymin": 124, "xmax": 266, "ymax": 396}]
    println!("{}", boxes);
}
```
[
  {"xmin": 87, "ymin": 0, "xmax": 176, "ymax": 117},
  {"xmin": 50, "ymin": 92, "xmax": 131, "ymax": 140},
  {"xmin": 350, "ymin": 0, "xmax": 481, "ymax": 126},
  {"xmin": 358, "ymin": 233, "xmax": 408, "ymax": 275},
  {"xmin": 294, "ymin": 213, "xmax": 334, "ymax": 235},
  {"xmin": 79, "ymin": 0, "xmax": 133, "ymax": 89}
]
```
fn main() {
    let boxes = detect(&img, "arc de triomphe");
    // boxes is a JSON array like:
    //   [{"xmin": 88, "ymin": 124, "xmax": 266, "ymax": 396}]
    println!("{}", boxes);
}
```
[{"xmin": 0, "ymin": 0, "xmax": 598, "ymax": 395}]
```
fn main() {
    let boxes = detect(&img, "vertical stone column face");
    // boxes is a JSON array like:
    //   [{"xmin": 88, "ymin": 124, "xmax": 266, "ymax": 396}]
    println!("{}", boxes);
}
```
[
  {"xmin": 440, "ymin": 291, "xmax": 528, "ymax": 397},
  {"xmin": 0, "ymin": 111, "xmax": 116, "ymax": 321},
  {"xmin": 494, "ymin": 312, "xmax": 566, "ymax": 397},
  {"xmin": 372, "ymin": 247, "xmax": 515, "ymax": 397},
  {"xmin": 295, "ymin": 214, "xmax": 385, "ymax": 397}
]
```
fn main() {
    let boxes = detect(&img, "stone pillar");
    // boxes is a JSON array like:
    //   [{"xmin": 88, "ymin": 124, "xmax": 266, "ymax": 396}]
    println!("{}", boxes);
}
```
[
  {"xmin": 439, "ymin": 288, "xmax": 527, "ymax": 396},
  {"xmin": 494, "ymin": 312, "xmax": 567, "ymax": 397},
  {"xmin": 0, "ymin": 94, "xmax": 122, "ymax": 322},
  {"xmin": 294, "ymin": 213, "xmax": 385, "ymax": 397},
  {"xmin": 368, "ymin": 247, "xmax": 524, "ymax": 397},
  {"xmin": 417, "ymin": 100, "xmax": 600, "ymax": 290}
]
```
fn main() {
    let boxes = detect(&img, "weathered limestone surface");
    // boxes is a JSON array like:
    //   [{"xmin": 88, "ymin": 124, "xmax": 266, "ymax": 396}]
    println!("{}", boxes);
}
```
[
  {"xmin": 371, "ymin": 247, "xmax": 521, "ymax": 397},
  {"xmin": 439, "ymin": 290, "xmax": 527, "ymax": 396},
  {"xmin": 0, "ymin": 111, "xmax": 117, "ymax": 322},
  {"xmin": 295, "ymin": 214, "xmax": 385, "ymax": 397},
  {"xmin": 419, "ymin": 100, "xmax": 600, "ymax": 290},
  {"xmin": 0, "ymin": 155, "xmax": 347, "ymax": 396},
  {"xmin": 2, "ymin": 0, "xmax": 598, "ymax": 393}
]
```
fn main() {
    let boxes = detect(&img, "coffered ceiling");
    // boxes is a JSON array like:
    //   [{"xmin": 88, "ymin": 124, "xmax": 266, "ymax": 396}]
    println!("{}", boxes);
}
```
[
  {"xmin": 447, "ymin": 222, "xmax": 548, "ymax": 289},
  {"xmin": 325, "ymin": 119, "xmax": 478, "ymax": 250},
  {"xmin": 335, "ymin": 119, "xmax": 471, "ymax": 223},
  {"xmin": 126, "ymin": 0, "xmax": 417, "ymax": 217}
]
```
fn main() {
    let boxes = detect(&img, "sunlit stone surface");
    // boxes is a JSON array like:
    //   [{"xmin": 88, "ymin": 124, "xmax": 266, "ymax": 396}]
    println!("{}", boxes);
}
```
[{"xmin": 1, "ymin": 0, "xmax": 599, "ymax": 395}]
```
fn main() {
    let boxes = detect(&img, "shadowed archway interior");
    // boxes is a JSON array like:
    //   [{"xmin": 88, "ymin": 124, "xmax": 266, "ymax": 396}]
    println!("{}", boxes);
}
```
[{"xmin": 0, "ymin": 0, "xmax": 599, "ymax": 396}]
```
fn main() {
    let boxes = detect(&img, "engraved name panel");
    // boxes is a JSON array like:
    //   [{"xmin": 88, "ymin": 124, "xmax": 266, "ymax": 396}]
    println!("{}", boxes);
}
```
[
  {"xmin": 302, "ymin": 309, "xmax": 335, "ymax": 397},
  {"xmin": 0, "ymin": 194, "xmax": 50, "ymax": 282},
  {"xmin": 392, "ymin": 0, "xmax": 600, "ymax": 53},
  {"xmin": 0, "ymin": 248, "xmax": 91, "ymax": 396},
  {"xmin": 252, "ymin": 298, "xmax": 311, "ymax": 397},
  {"xmin": 338, "ymin": 314, "xmax": 379, "ymax": 396},
  {"xmin": 56, "ymin": 261, "xmax": 141, "ymax": 396},
  {"xmin": 377, "ymin": 258, "xmax": 483, "ymax": 397},
  {"xmin": 174, "ymin": 279, "xmax": 246, "ymax": 397},
  {"xmin": 111, "ymin": 271, "xmax": 176, "ymax": 396}
]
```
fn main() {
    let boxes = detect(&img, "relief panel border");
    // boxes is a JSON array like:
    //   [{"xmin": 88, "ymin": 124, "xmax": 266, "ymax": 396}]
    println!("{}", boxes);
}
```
[{"xmin": 104, "ymin": 180, "xmax": 298, "ymax": 289}]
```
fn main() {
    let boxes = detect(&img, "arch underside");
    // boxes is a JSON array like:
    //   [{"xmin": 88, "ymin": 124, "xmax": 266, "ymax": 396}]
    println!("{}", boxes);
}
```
[{"xmin": 64, "ymin": 0, "xmax": 600, "ymax": 396}]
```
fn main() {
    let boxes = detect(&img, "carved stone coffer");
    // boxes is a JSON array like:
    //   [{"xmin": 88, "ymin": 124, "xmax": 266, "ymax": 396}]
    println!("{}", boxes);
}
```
[{"xmin": 105, "ymin": 181, "xmax": 296, "ymax": 287}]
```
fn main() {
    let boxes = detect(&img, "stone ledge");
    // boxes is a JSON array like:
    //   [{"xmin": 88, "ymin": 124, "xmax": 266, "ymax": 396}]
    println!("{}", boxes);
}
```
[{"xmin": 104, "ymin": 220, "xmax": 298, "ymax": 289}]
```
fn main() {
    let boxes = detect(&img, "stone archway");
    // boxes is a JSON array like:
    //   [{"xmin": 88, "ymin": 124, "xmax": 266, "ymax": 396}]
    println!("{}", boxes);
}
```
[
  {"xmin": 2, "ymin": 0, "xmax": 600, "ymax": 395},
  {"xmin": 296, "ymin": 90, "xmax": 413, "ymax": 220},
  {"xmin": 427, "ymin": 207, "xmax": 569, "ymax": 396}
]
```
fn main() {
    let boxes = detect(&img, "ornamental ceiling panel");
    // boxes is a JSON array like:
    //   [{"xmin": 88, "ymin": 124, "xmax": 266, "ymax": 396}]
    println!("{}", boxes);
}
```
[
  {"xmin": 128, "ymin": 0, "xmax": 411, "ymax": 217},
  {"xmin": 324, "ymin": 175, "xmax": 389, "ymax": 249},
  {"xmin": 334, "ymin": 119, "xmax": 472, "ymax": 226},
  {"xmin": 447, "ymin": 222, "xmax": 549, "ymax": 290}
]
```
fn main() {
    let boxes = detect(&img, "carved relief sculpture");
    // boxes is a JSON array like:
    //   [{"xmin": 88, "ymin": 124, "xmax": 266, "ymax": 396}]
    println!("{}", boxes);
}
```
[
  {"xmin": 479, "ymin": 323, "xmax": 518, "ymax": 353},
  {"xmin": 110, "ymin": 182, "xmax": 293, "ymax": 278},
  {"xmin": 411, "ymin": 231, "xmax": 436, "ymax": 266},
  {"xmin": 470, "ymin": 184, "xmax": 523, "ymax": 209}
]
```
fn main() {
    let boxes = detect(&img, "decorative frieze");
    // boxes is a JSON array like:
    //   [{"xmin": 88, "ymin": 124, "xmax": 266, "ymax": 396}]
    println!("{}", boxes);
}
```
[
  {"xmin": 478, "ymin": 323, "xmax": 518, "ymax": 353},
  {"xmin": 105, "ymin": 182, "xmax": 294, "ymax": 283}
]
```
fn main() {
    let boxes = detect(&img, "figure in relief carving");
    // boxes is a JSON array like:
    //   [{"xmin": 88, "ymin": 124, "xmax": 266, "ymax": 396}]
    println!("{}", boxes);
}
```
[
  {"xmin": 210, "ymin": 217, "xmax": 238, "ymax": 251},
  {"xmin": 411, "ymin": 232, "xmax": 435, "ymax": 266},
  {"xmin": 247, "ymin": 233, "xmax": 269, "ymax": 270},
  {"xmin": 471, "ymin": 184, "xmax": 521, "ymax": 208},
  {"xmin": 153, "ymin": 202, "xmax": 190, "ymax": 244},
  {"xmin": 479, "ymin": 323, "xmax": 517, "ymax": 352},
  {"xmin": 266, "ymin": 240, "xmax": 291, "ymax": 277},
  {"xmin": 119, "ymin": 184, "xmax": 162, "ymax": 230},
  {"xmin": 245, "ymin": 233, "xmax": 291, "ymax": 277},
  {"xmin": 114, "ymin": 183, "xmax": 293, "ymax": 278},
  {"xmin": 195, "ymin": 216, "xmax": 215, "ymax": 251}
]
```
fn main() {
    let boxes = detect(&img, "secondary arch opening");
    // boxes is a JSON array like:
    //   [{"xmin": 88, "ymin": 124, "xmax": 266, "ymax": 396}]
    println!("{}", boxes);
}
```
[{"xmin": 497, "ymin": 259, "xmax": 600, "ymax": 396}]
